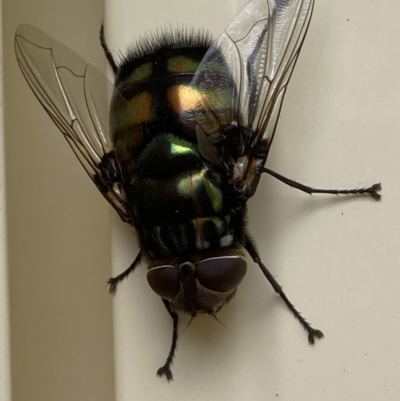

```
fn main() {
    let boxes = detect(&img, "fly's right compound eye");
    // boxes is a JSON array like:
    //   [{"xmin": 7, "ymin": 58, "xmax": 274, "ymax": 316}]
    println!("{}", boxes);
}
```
[
  {"xmin": 147, "ymin": 265, "xmax": 180, "ymax": 300},
  {"xmin": 196, "ymin": 256, "xmax": 247, "ymax": 292}
]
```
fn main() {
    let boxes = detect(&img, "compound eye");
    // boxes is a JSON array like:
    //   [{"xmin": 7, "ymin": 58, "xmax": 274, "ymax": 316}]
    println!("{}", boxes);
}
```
[
  {"xmin": 196, "ymin": 256, "xmax": 247, "ymax": 292},
  {"xmin": 147, "ymin": 265, "xmax": 180, "ymax": 299}
]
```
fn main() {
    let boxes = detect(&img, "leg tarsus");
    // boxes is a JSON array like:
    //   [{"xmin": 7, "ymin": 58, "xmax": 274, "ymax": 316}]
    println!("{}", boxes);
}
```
[
  {"xmin": 157, "ymin": 299, "xmax": 179, "ymax": 382},
  {"xmin": 107, "ymin": 252, "xmax": 142, "ymax": 294},
  {"xmin": 100, "ymin": 24, "xmax": 118, "ymax": 74},
  {"xmin": 245, "ymin": 237, "xmax": 324, "ymax": 343},
  {"xmin": 263, "ymin": 168, "xmax": 382, "ymax": 201}
]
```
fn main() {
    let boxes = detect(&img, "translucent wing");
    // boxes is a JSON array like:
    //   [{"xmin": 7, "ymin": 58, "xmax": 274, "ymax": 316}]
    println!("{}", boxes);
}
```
[
  {"xmin": 184, "ymin": 0, "xmax": 314, "ymax": 198},
  {"xmin": 15, "ymin": 24, "xmax": 132, "ymax": 223}
]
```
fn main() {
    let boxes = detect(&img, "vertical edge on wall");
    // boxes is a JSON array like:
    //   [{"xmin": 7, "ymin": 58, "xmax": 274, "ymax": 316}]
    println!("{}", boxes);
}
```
[{"xmin": 0, "ymin": 2, "xmax": 12, "ymax": 401}]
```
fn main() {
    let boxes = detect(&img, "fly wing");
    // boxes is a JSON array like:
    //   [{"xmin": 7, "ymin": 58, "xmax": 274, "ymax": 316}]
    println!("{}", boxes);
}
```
[
  {"xmin": 185, "ymin": 0, "xmax": 314, "ymax": 198},
  {"xmin": 15, "ymin": 24, "xmax": 132, "ymax": 223}
]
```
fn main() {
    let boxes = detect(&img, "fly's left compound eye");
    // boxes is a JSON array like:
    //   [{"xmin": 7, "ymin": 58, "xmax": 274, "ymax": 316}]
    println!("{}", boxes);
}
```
[
  {"xmin": 147, "ymin": 265, "xmax": 180, "ymax": 300},
  {"xmin": 196, "ymin": 256, "xmax": 247, "ymax": 292}
]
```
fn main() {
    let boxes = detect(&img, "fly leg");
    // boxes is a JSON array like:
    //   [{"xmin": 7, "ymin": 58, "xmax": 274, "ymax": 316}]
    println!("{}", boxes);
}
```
[
  {"xmin": 263, "ymin": 168, "xmax": 381, "ymax": 200},
  {"xmin": 108, "ymin": 252, "xmax": 142, "ymax": 294},
  {"xmin": 245, "ymin": 237, "xmax": 324, "ymax": 344},
  {"xmin": 100, "ymin": 24, "xmax": 118, "ymax": 74},
  {"xmin": 157, "ymin": 299, "xmax": 179, "ymax": 381}
]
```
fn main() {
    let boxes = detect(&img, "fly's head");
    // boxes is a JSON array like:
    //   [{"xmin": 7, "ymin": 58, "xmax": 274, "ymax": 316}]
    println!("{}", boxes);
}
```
[{"xmin": 147, "ymin": 248, "xmax": 247, "ymax": 316}]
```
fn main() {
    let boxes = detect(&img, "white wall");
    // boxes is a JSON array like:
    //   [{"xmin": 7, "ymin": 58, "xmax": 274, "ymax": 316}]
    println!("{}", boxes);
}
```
[
  {"xmin": 3, "ymin": 0, "xmax": 115, "ymax": 400},
  {"xmin": 106, "ymin": 0, "xmax": 400, "ymax": 400}
]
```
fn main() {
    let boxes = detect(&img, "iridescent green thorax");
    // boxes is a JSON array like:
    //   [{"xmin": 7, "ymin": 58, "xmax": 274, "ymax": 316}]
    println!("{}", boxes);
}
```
[
  {"xmin": 131, "ymin": 133, "xmax": 234, "ymax": 256},
  {"xmin": 133, "ymin": 134, "xmax": 225, "ymax": 220}
]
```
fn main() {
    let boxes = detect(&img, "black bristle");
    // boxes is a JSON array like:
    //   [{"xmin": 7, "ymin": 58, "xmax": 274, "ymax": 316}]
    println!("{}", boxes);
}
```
[
  {"xmin": 116, "ymin": 27, "xmax": 212, "ymax": 80},
  {"xmin": 122, "ymin": 26, "xmax": 212, "ymax": 62}
]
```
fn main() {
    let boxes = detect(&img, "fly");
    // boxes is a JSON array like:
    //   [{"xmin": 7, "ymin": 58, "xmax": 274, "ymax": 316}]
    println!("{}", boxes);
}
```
[{"xmin": 15, "ymin": 0, "xmax": 381, "ymax": 381}]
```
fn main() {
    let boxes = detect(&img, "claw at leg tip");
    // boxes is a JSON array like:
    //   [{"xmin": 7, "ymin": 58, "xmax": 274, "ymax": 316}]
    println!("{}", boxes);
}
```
[
  {"xmin": 157, "ymin": 366, "xmax": 173, "ymax": 382},
  {"xmin": 308, "ymin": 329, "xmax": 324, "ymax": 345}
]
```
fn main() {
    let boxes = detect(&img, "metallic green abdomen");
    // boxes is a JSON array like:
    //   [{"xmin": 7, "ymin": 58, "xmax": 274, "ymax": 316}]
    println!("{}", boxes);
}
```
[{"xmin": 110, "ymin": 45, "xmax": 236, "ymax": 256}]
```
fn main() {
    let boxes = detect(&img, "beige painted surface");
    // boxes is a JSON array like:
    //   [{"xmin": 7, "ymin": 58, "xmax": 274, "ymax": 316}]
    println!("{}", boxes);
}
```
[
  {"xmin": 3, "ymin": 0, "xmax": 115, "ymax": 400},
  {"xmin": 106, "ymin": 0, "xmax": 400, "ymax": 400}
]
